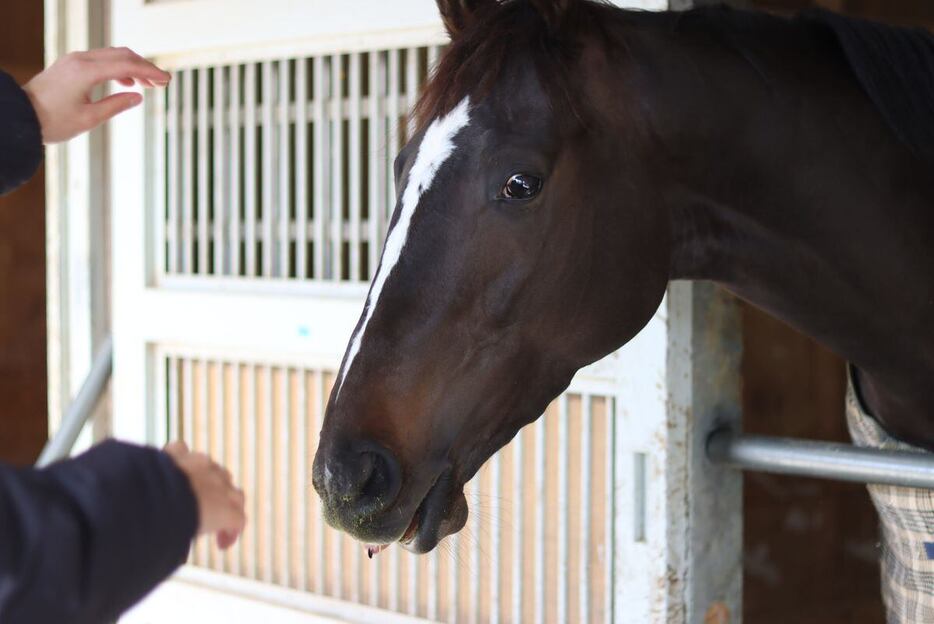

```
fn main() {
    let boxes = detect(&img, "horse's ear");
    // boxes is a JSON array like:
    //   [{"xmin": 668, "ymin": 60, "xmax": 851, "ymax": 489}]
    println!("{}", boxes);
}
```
[
  {"xmin": 436, "ymin": 0, "xmax": 497, "ymax": 38},
  {"xmin": 529, "ymin": 0, "xmax": 572, "ymax": 32}
]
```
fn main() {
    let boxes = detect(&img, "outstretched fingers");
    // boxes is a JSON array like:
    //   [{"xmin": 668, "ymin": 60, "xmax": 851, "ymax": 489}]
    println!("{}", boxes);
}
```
[{"xmin": 82, "ymin": 47, "xmax": 170, "ymax": 87}]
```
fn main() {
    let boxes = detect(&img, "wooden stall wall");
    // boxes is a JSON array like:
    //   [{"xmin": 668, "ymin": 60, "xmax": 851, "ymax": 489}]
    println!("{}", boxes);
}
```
[{"xmin": 0, "ymin": 3, "xmax": 47, "ymax": 467}]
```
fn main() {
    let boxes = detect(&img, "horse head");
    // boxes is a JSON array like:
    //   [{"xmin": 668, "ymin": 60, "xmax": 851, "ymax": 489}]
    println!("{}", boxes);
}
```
[{"xmin": 313, "ymin": 0, "xmax": 670, "ymax": 553}]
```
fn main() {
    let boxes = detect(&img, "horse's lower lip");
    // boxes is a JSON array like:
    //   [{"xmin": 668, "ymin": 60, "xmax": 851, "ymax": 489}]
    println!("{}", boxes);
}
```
[
  {"xmin": 399, "ymin": 469, "xmax": 463, "ymax": 553},
  {"xmin": 398, "ymin": 475, "xmax": 439, "ymax": 547},
  {"xmin": 400, "ymin": 513, "xmax": 420, "ymax": 545}
]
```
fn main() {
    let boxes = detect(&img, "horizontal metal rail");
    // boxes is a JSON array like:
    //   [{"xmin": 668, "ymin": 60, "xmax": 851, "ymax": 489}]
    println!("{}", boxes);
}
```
[
  {"xmin": 707, "ymin": 428, "xmax": 934, "ymax": 489},
  {"xmin": 36, "ymin": 336, "xmax": 114, "ymax": 468}
]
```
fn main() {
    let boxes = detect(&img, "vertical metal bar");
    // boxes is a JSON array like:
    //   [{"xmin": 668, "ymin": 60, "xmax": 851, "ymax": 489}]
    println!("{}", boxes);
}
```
[
  {"xmin": 314, "ymin": 370, "xmax": 326, "ymax": 594},
  {"xmin": 244, "ymin": 63, "xmax": 258, "ymax": 277},
  {"xmin": 295, "ymin": 59, "xmax": 309, "ymax": 280},
  {"xmin": 405, "ymin": 47, "xmax": 418, "ymax": 138},
  {"xmin": 247, "ymin": 364, "xmax": 258, "ymax": 579},
  {"xmin": 166, "ymin": 73, "xmax": 179, "ymax": 274},
  {"xmin": 312, "ymin": 55, "xmax": 329, "ymax": 280},
  {"xmin": 279, "ymin": 59, "xmax": 292, "ymax": 278},
  {"xmin": 279, "ymin": 367, "xmax": 291, "ymax": 587},
  {"xmin": 152, "ymin": 74, "xmax": 167, "ymax": 281},
  {"xmin": 512, "ymin": 433, "xmax": 524, "ymax": 624},
  {"xmin": 348, "ymin": 52, "xmax": 362, "ymax": 282},
  {"xmin": 213, "ymin": 66, "xmax": 226, "ymax": 275},
  {"xmin": 330, "ymin": 56, "xmax": 344, "ymax": 281},
  {"xmin": 262, "ymin": 61, "xmax": 276, "ymax": 278},
  {"xmin": 367, "ymin": 51, "xmax": 386, "ymax": 279},
  {"xmin": 182, "ymin": 69, "xmax": 194, "ymax": 274},
  {"xmin": 558, "ymin": 395, "xmax": 569, "ymax": 624},
  {"xmin": 386, "ymin": 49, "xmax": 401, "ymax": 221},
  {"xmin": 198, "ymin": 67, "xmax": 210, "ymax": 275},
  {"xmin": 490, "ymin": 452, "xmax": 501, "ymax": 624},
  {"xmin": 229, "ymin": 65, "xmax": 242, "ymax": 277},
  {"xmin": 580, "ymin": 394, "xmax": 593, "ymax": 624},
  {"xmin": 534, "ymin": 417, "xmax": 546, "ymax": 624}
]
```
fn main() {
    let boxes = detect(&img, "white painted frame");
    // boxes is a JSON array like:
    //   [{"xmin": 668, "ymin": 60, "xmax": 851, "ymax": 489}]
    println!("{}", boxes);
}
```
[{"xmin": 44, "ymin": 0, "xmax": 111, "ymax": 444}]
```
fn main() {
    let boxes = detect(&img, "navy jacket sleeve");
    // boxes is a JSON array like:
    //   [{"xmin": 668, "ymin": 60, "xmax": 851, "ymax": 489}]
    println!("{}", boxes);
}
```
[
  {"xmin": 0, "ymin": 440, "xmax": 199, "ymax": 624},
  {"xmin": 0, "ymin": 70, "xmax": 43, "ymax": 196}
]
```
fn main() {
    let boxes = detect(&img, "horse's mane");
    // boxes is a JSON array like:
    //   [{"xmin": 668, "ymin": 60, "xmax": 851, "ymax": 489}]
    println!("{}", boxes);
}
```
[
  {"xmin": 679, "ymin": 5, "xmax": 934, "ymax": 164},
  {"xmin": 414, "ymin": 1, "xmax": 795, "ymax": 132},
  {"xmin": 418, "ymin": 0, "xmax": 934, "ymax": 164},
  {"xmin": 804, "ymin": 9, "xmax": 934, "ymax": 165}
]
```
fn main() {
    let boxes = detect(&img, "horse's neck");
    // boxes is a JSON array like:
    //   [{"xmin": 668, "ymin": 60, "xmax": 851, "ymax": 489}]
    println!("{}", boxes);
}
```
[{"xmin": 640, "ymin": 9, "xmax": 934, "ymax": 446}]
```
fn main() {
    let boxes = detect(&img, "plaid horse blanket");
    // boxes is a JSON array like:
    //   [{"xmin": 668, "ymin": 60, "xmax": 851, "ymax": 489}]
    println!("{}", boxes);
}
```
[{"xmin": 847, "ymin": 372, "xmax": 934, "ymax": 623}]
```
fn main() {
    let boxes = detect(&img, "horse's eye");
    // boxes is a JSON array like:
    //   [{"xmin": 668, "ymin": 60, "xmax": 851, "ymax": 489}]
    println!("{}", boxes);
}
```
[{"xmin": 501, "ymin": 173, "xmax": 543, "ymax": 201}]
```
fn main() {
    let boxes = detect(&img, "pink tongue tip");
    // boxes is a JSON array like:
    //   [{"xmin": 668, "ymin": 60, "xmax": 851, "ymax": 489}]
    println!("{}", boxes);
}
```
[{"xmin": 366, "ymin": 544, "xmax": 389, "ymax": 559}]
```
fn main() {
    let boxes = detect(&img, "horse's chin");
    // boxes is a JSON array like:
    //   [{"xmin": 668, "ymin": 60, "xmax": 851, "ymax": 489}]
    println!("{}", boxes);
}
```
[{"xmin": 372, "ymin": 468, "xmax": 463, "ymax": 554}]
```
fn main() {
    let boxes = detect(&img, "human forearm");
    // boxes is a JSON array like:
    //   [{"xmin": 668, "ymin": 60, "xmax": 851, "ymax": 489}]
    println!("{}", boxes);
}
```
[{"xmin": 0, "ymin": 71, "xmax": 42, "ymax": 196}]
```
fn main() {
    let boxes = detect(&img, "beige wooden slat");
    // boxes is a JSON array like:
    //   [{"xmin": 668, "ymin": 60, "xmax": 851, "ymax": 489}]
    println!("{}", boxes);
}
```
[
  {"xmin": 291, "ymin": 368, "xmax": 307, "ymax": 590},
  {"xmin": 243, "ymin": 364, "xmax": 259, "ymax": 579},
  {"xmin": 272, "ymin": 367, "xmax": 289, "ymax": 586},
  {"xmin": 223, "ymin": 362, "xmax": 241, "ymax": 575},
  {"xmin": 295, "ymin": 60, "xmax": 309, "ymax": 280}
]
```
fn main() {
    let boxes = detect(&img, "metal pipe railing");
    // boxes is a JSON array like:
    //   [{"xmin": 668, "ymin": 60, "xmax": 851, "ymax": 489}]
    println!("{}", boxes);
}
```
[
  {"xmin": 36, "ymin": 336, "xmax": 114, "ymax": 468},
  {"xmin": 707, "ymin": 428, "xmax": 934, "ymax": 489}
]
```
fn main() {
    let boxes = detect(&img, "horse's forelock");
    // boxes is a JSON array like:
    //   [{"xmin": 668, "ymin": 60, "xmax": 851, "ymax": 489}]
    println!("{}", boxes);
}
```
[{"xmin": 416, "ymin": 0, "xmax": 614, "ymax": 134}]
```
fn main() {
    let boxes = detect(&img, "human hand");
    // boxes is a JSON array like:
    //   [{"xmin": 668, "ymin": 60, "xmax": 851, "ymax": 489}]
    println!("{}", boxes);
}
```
[
  {"xmin": 164, "ymin": 441, "xmax": 246, "ymax": 550},
  {"xmin": 22, "ymin": 47, "xmax": 171, "ymax": 144}
]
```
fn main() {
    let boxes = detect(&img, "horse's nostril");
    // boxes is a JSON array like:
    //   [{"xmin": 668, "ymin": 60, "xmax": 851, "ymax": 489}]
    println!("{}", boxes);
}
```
[
  {"xmin": 320, "ymin": 442, "xmax": 401, "ymax": 515},
  {"xmin": 358, "ymin": 446, "xmax": 402, "ymax": 513}
]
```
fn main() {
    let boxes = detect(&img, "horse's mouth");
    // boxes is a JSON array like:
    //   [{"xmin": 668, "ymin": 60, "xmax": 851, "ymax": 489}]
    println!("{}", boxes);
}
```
[{"xmin": 366, "ymin": 469, "xmax": 468, "ymax": 556}]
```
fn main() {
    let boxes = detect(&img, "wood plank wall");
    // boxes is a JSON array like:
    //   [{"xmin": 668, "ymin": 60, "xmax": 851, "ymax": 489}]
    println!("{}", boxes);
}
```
[{"xmin": 0, "ymin": 2, "xmax": 46, "ymax": 467}]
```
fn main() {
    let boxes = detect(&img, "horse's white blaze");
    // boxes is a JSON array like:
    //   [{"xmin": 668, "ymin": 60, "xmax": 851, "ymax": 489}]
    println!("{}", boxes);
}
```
[{"xmin": 335, "ymin": 97, "xmax": 472, "ymax": 399}]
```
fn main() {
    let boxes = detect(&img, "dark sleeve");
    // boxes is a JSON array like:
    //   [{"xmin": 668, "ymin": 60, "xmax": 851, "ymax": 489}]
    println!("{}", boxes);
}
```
[
  {"xmin": 0, "ymin": 70, "xmax": 43, "ymax": 196},
  {"xmin": 0, "ymin": 440, "xmax": 198, "ymax": 624}
]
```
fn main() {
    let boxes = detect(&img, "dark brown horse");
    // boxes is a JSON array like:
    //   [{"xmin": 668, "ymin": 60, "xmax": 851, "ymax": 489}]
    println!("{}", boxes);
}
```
[{"xmin": 312, "ymin": 0, "xmax": 934, "ymax": 555}]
